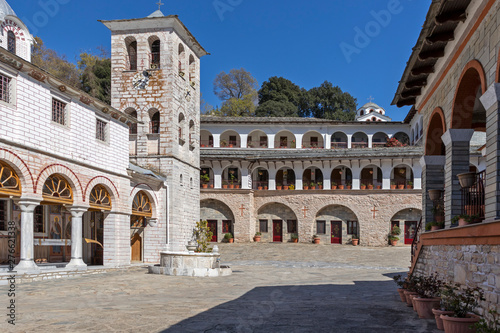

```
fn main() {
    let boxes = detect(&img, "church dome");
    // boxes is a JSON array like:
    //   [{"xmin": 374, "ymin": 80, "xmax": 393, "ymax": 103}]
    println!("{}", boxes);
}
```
[
  {"xmin": 359, "ymin": 102, "xmax": 384, "ymax": 111},
  {"xmin": 0, "ymin": 0, "xmax": 16, "ymax": 21}
]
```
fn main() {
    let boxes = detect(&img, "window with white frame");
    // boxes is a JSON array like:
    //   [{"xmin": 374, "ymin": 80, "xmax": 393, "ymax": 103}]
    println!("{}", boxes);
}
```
[
  {"xmin": 52, "ymin": 98, "xmax": 67, "ymax": 125},
  {"xmin": 96, "ymin": 118, "xmax": 107, "ymax": 142}
]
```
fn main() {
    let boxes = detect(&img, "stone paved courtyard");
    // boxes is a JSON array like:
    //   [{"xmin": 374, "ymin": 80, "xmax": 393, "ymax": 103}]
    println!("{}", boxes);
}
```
[{"xmin": 1, "ymin": 244, "xmax": 440, "ymax": 332}]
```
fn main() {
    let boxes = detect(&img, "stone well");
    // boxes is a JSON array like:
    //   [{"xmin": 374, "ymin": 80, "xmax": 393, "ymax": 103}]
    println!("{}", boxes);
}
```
[{"xmin": 148, "ymin": 251, "xmax": 232, "ymax": 277}]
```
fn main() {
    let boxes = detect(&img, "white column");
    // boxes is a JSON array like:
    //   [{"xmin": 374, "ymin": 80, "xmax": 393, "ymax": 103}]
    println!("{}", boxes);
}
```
[
  {"xmin": 347, "ymin": 135, "xmax": 352, "ymax": 149},
  {"xmin": 368, "ymin": 135, "xmax": 373, "ymax": 148},
  {"xmin": 268, "ymin": 134, "xmax": 275, "ymax": 148},
  {"xmin": 325, "ymin": 134, "xmax": 331, "ymax": 149},
  {"xmin": 269, "ymin": 167, "xmax": 277, "ymax": 190},
  {"xmin": 213, "ymin": 167, "xmax": 222, "ymax": 189},
  {"xmin": 295, "ymin": 134, "xmax": 303, "ymax": 149},
  {"xmin": 322, "ymin": 168, "xmax": 331, "ymax": 190},
  {"xmin": 13, "ymin": 198, "xmax": 41, "ymax": 272},
  {"xmin": 241, "ymin": 168, "xmax": 250, "ymax": 189},
  {"xmin": 295, "ymin": 167, "xmax": 304, "ymax": 190},
  {"xmin": 213, "ymin": 134, "xmax": 221, "ymax": 148},
  {"xmin": 66, "ymin": 206, "xmax": 88, "ymax": 269},
  {"xmin": 240, "ymin": 134, "xmax": 248, "ymax": 148}
]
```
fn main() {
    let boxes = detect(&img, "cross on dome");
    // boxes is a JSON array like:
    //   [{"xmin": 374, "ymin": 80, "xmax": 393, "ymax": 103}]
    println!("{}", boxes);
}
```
[
  {"xmin": 368, "ymin": 96, "xmax": 375, "ymax": 103},
  {"xmin": 156, "ymin": 1, "xmax": 164, "ymax": 10}
]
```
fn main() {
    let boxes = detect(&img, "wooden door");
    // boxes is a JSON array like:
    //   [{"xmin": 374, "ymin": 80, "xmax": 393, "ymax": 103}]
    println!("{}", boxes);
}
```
[
  {"xmin": 331, "ymin": 221, "xmax": 342, "ymax": 244},
  {"xmin": 273, "ymin": 220, "xmax": 283, "ymax": 242},
  {"xmin": 131, "ymin": 233, "xmax": 142, "ymax": 262},
  {"xmin": 404, "ymin": 221, "xmax": 417, "ymax": 245},
  {"xmin": 207, "ymin": 220, "xmax": 218, "ymax": 242}
]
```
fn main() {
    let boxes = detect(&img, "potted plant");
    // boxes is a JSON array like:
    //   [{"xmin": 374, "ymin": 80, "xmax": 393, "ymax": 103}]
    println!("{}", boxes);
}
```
[
  {"xmin": 431, "ymin": 203, "xmax": 445, "ymax": 223},
  {"xmin": 224, "ymin": 232, "xmax": 234, "ymax": 243},
  {"xmin": 310, "ymin": 182, "xmax": 316, "ymax": 189},
  {"xmin": 376, "ymin": 184, "xmax": 382, "ymax": 189},
  {"xmin": 391, "ymin": 225, "xmax": 402, "ymax": 237},
  {"xmin": 440, "ymin": 285, "xmax": 484, "ymax": 332},
  {"xmin": 222, "ymin": 181, "xmax": 228, "ymax": 189},
  {"xmin": 200, "ymin": 173, "xmax": 210, "ymax": 189},
  {"xmin": 393, "ymin": 274, "xmax": 408, "ymax": 303},
  {"xmin": 398, "ymin": 183, "xmax": 405, "ymax": 190},
  {"xmin": 331, "ymin": 181, "xmax": 337, "ymax": 190},
  {"xmin": 432, "ymin": 283, "xmax": 456, "ymax": 330},
  {"xmin": 388, "ymin": 234, "xmax": 399, "ymax": 246},
  {"xmin": 457, "ymin": 172, "xmax": 476, "ymax": 188},
  {"xmin": 283, "ymin": 185, "xmax": 289, "ymax": 190},
  {"xmin": 352, "ymin": 232, "xmax": 359, "ymax": 246},
  {"xmin": 345, "ymin": 182, "xmax": 351, "ymax": 190},
  {"xmin": 367, "ymin": 184, "xmax": 374, "ymax": 190},
  {"xmin": 429, "ymin": 189, "xmax": 443, "ymax": 201},
  {"xmin": 407, "ymin": 181, "xmax": 414, "ymax": 189},
  {"xmin": 276, "ymin": 183, "xmax": 282, "ymax": 191},
  {"xmin": 413, "ymin": 273, "xmax": 444, "ymax": 319},
  {"xmin": 391, "ymin": 181, "xmax": 397, "ymax": 190},
  {"xmin": 452, "ymin": 214, "xmax": 471, "ymax": 227},
  {"xmin": 425, "ymin": 221, "xmax": 444, "ymax": 231},
  {"xmin": 220, "ymin": 139, "xmax": 228, "ymax": 147},
  {"xmin": 360, "ymin": 183, "xmax": 366, "ymax": 190},
  {"xmin": 313, "ymin": 235, "xmax": 320, "ymax": 244},
  {"xmin": 291, "ymin": 233, "xmax": 298, "ymax": 243},
  {"xmin": 254, "ymin": 232, "xmax": 262, "ymax": 242},
  {"xmin": 403, "ymin": 275, "xmax": 422, "ymax": 307},
  {"xmin": 317, "ymin": 182, "xmax": 323, "ymax": 190}
]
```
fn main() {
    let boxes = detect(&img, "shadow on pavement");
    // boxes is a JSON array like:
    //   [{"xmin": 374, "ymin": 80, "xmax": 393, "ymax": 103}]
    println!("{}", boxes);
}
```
[{"xmin": 162, "ymin": 274, "xmax": 439, "ymax": 333}]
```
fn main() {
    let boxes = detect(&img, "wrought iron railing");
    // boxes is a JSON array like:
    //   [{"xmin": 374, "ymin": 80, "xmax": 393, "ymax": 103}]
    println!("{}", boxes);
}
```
[
  {"xmin": 360, "ymin": 179, "xmax": 382, "ymax": 189},
  {"xmin": 411, "ymin": 217, "xmax": 423, "ymax": 260},
  {"xmin": 461, "ymin": 171, "xmax": 485, "ymax": 221}
]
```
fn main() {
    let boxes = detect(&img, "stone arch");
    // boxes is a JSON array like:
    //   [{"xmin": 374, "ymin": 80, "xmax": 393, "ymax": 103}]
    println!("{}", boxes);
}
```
[
  {"xmin": 35, "ymin": 164, "xmax": 84, "ymax": 203},
  {"xmin": 220, "ymin": 130, "xmax": 241, "ymax": 148},
  {"xmin": 426, "ymin": 107, "xmax": 446, "ymax": 156},
  {"xmin": 0, "ymin": 148, "xmax": 34, "ymax": 194},
  {"xmin": 257, "ymin": 202, "xmax": 300, "ymax": 241},
  {"xmin": 331, "ymin": 131, "xmax": 348, "ymax": 149},
  {"xmin": 275, "ymin": 130, "xmax": 296, "ymax": 148},
  {"xmin": 84, "ymin": 176, "xmax": 120, "ymax": 206},
  {"xmin": 314, "ymin": 204, "xmax": 359, "ymax": 244},
  {"xmin": 359, "ymin": 164, "xmax": 383, "ymax": 188},
  {"xmin": 247, "ymin": 129, "xmax": 268, "ymax": 148},
  {"xmin": 124, "ymin": 107, "xmax": 138, "ymax": 134},
  {"xmin": 256, "ymin": 200, "xmax": 302, "ymax": 226},
  {"xmin": 389, "ymin": 208, "xmax": 422, "ymax": 245},
  {"xmin": 451, "ymin": 59, "xmax": 487, "ymax": 130},
  {"xmin": 391, "ymin": 164, "xmax": 414, "ymax": 188},
  {"xmin": 373, "ymin": 132, "xmax": 389, "ymax": 147},
  {"xmin": 393, "ymin": 132, "xmax": 410, "ymax": 145},
  {"xmin": 200, "ymin": 199, "xmax": 236, "ymax": 226},
  {"xmin": 331, "ymin": 165, "xmax": 353, "ymax": 188},
  {"xmin": 178, "ymin": 43, "xmax": 186, "ymax": 74},
  {"xmin": 302, "ymin": 130, "xmax": 324, "ymax": 148},
  {"xmin": 251, "ymin": 166, "xmax": 269, "ymax": 190},
  {"xmin": 148, "ymin": 108, "xmax": 160, "ymax": 134}
]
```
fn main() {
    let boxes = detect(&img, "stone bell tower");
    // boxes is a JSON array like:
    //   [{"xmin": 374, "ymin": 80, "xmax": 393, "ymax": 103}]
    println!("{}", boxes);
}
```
[{"xmin": 101, "ymin": 7, "xmax": 209, "ymax": 252}]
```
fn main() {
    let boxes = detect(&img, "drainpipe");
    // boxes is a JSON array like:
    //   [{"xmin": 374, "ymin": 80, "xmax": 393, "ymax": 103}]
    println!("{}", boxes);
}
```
[{"xmin": 164, "ymin": 181, "xmax": 170, "ymax": 250}]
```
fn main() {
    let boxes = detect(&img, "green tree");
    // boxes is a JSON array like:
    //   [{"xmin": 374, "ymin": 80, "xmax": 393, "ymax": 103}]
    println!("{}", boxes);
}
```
[
  {"xmin": 306, "ymin": 81, "xmax": 357, "ymax": 121},
  {"xmin": 31, "ymin": 37, "xmax": 80, "ymax": 87},
  {"xmin": 213, "ymin": 68, "xmax": 258, "ymax": 116},
  {"xmin": 79, "ymin": 49, "xmax": 111, "ymax": 105},
  {"xmin": 256, "ymin": 77, "xmax": 304, "ymax": 117}
]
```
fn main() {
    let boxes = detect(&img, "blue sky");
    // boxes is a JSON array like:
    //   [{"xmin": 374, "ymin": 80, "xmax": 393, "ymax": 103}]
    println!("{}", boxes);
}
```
[{"xmin": 13, "ymin": 0, "xmax": 430, "ymax": 121}]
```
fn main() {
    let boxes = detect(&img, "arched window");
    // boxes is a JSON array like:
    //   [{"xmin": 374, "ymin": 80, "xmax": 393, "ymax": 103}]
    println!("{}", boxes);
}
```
[
  {"xmin": 7, "ymin": 31, "xmax": 15, "ymax": 54},
  {"xmin": 132, "ymin": 191, "xmax": 152, "ymax": 217},
  {"xmin": 189, "ymin": 120, "xmax": 195, "ymax": 146},
  {"xmin": 42, "ymin": 174, "xmax": 73, "ymax": 204},
  {"xmin": 178, "ymin": 113, "xmax": 185, "ymax": 145},
  {"xmin": 150, "ymin": 112, "xmax": 160, "ymax": 134},
  {"xmin": 151, "ymin": 40, "xmax": 161, "ymax": 69},
  {"xmin": 127, "ymin": 40, "xmax": 137, "ymax": 71},
  {"xmin": 0, "ymin": 161, "xmax": 21, "ymax": 196},
  {"xmin": 89, "ymin": 185, "xmax": 112, "ymax": 210},
  {"xmin": 178, "ymin": 44, "xmax": 185, "ymax": 76},
  {"xmin": 180, "ymin": 174, "xmax": 183, "ymax": 186},
  {"xmin": 128, "ymin": 110, "xmax": 138, "ymax": 135},
  {"xmin": 189, "ymin": 55, "xmax": 195, "ymax": 83},
  {"xmin": 360, "ymin": 110, "xmax": 364, "ymax": 116},
  {"xmin": 372, "ymin": 117, "xmax": 377, "ymax": 121}
]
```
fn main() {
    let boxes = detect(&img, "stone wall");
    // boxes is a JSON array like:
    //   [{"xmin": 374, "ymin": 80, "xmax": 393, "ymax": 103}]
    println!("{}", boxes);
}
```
[
  {"xmin": 200, "ymin": 190, "xmax": 422, "ymax": 246},
  {"xmin": 414, "ymin": 244, "xmax": 500, "ymax": 318}
]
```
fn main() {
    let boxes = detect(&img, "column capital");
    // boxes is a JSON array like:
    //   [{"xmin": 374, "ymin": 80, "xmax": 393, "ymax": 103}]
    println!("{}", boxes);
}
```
[
  {"xmin": 13, "ymin": 198, "xmax": 42, "ymax": 212},
  {"xmin": 67, "ymin": 205, "xmax": 89, "ymax": 217},
  {"xmin": 419, "ymin": 155, "xmax": 446, "ymax": 167},
  {"xmin": 480, "ymin": 83, "xmax": 500, "ymax": 110},
  {"xmin": 441, "ymin": 129, "xmax": 474, "ymax": 146}
]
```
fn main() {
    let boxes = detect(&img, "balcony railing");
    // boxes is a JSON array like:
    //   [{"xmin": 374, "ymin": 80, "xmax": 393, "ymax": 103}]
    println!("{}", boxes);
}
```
[
  {"xmin": 351, "ymin": 142, "xmax": 368, "ymax": 149},
  {"xmin": 200, "ymin": 140, "xmax": 214, "ymax": 148},
  {"xmin": 253, "ymin": 181, "xmax": 269, "ymax": 190},
  {"xmin": 461, "ymin": 171, "xmax": 485, "ymax": 221},
  {"xmin": 372, "ymin": 142, "xmax": 387, "ymax": 148},
  {"xmin": 247, "ymin": 140, "xmax": 268, "ymax": 148},
  {"xmin": 360, "ymin": 179, "xmax": 382, "ymax": 189},
  {"xmin": 390, "ymin": 179, "xmax": 414, "ymax": 189},
  {"xmin": 302, "ymin": 141, "xmax": 324, "ymax": 149},
  {"xmin": 331, "ymin": 142, "xmax": 348, "ymax": 149}
]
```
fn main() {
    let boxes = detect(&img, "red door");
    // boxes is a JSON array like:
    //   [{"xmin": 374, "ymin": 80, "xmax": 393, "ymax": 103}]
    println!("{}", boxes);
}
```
[
  {"xmin": 273, "ymin": 220, "xmax": 283, "ymax": 242},
  {"xmin": 331, "ymin": 221, "xmax": 342, "ymax": 244},
  {"xmin": 207, "ymin": 220, "xmax": 218, "ymax": 242},
  {"xmin": 404, "ymin": 221, "xmax": 417, "ymax": 245}
]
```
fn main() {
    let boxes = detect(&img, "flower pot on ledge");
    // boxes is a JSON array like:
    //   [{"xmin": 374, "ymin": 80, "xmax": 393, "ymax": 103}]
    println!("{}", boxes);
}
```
[
  {"xmin": 339, "ymin": 185, "xmax": 345, "ymax": 190},
  {"xmin": 457, "ymin": 172, "xmax": 476, "ymax": 188},
  {"xmin": 441, "ymin": 314, "xmax": 480, "ymax": 333}
]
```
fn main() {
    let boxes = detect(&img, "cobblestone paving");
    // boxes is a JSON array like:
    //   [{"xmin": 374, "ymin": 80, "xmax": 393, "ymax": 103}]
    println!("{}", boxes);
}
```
[{"xmin": 1, "ymin": 244, "xmax": 440, "ymax": 332}]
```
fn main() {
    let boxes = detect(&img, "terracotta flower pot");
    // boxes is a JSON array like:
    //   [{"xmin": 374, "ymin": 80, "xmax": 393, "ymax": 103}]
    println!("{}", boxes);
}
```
[
  {"xmin": 404, "ymin": 291, "xmax": 419, "ymax": 307},
  {"xmin": 292, "ymin": 238, "xmax": 298, "ymax": 243},
  {"xmin": 229, "ymin": 185, "xmax": 235, "ymax": 189},
  {"xmin": 283, "ymin": 186, "xmax": 289, "ymax": 190},
  {"xmin": 391, "ymin": 185, "xmax": 397, "ymax": 190},
  {"xmin": 346, "ymin": 186, "xmax": 351, "ymax": 189},
  {"xmin": 338, "ymin": 185, "xmax": 345, "ymax": 190},
  {"xmin": 360, "ymin": 186, "xmax": 366, "ymax": 190},
  {"xmin": 210, "ymin": 184, "xmax": 214, "ymax": 188},
  {"xmin": 368, "ymin": 185, "xmax": 374, "ymax": 190},
  {"xmin": 254, "ymin": 236, "xmax": 261, "ymax": 242},
  {"xmin": 264, "ymin": 186, "xmax": 268, "ymax": 190},
  {"xmin": 313, "ymin": 238, "xmax": 320, "ymax": 244},
  {"xmin": 352, "ymin": 239, "xmax": 359, "ymax": 246},
  {"xmin": 397, "ymin": 288, "xmax": 407, "ymax": 303},
  {"xmin": 235, "ymin": 185, "xmax": 240, "ymax": 189},
  {"xmin": 202, "ymin": 184, "xmax": 208, "ymax": 189},
  {"xmin": 331, "ymin": 186, "xmax": 337, "ymax": 190},
  {"xmin": 458, "ymin": 218, "xmax": 469, "ymax": 227},
  {"xmin": 414, "ymin": 297, "xmax": 441, "ymax": 319},
  {"xmin": 406, "ymin": 185, "xmax": 413, "ymax": 189},
  {"xmin": 319, "ymin": 186, "xmax": 323, "ymax": 190},
  {"xmin": 376, "ymin": 185, "xmax": 382, "ymax": 189},
  {"xmin": 432, "ymin": 309, "xmax": 454, "ymax": 331},
  {"xmin": 276, "ymin": 186, "xmax": 282, "ymax": 190},
  {"xmin": 390, "ymin": 240, "xmax": 398, "ymax": 246},
  {"xmin": 258, "ymin": 186, "xmax": 263, "ymax": 190},
  {"xmin": 228, "ymin": 238, "xmax": 234, "ymax": 243},
  {"xmin": 441, "ymin": 314, "xmax": 480, "ymax": 333},
  {"xmin": 431, "ymin": 226, "xmax": 441, "ymax": 231},
  {"xmin": 304, "ymin": 186, "xmax": 309, "ymax": 190},
  {"xmin": 398, "ymin": 185, "xmax": 405, "ymax": 190},
  {"xmin": 222, "ymin": 185, "xmax": 228, "ymax": 189}
]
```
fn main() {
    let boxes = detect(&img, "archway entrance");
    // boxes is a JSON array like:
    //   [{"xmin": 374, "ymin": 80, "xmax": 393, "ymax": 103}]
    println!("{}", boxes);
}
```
[
  {"xmin": 316, "ymin": 205, "xmax": 358, "ymax": 245},
  {"xmin": 131, "ymin": 191, "xmax": 152, "ymax": 262},
  {"xmin": 84, "ymin": 185, "xmax": 112, "ymax": 266},
  {"xmin": 200, "ymin": 199, "xmax": 235, "ymax": 243},
  {"xmin": 257, "ymin": 203, "xmax": 298, "ymax": 243}
]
